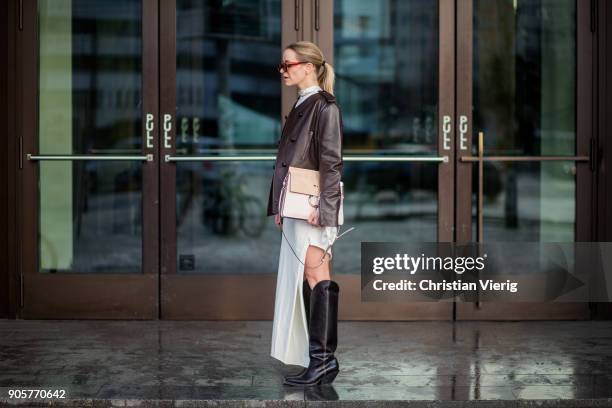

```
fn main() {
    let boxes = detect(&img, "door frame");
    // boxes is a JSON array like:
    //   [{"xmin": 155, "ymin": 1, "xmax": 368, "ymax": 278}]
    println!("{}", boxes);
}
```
[
  {"xmin": 17, "ymin": 0, "xmax": 160, "ymax": 319},
  {"xmin": 454, "ymin": 0, "xmax": 595, "ymax": 320},
  {"xmin": 159, "ymin": 0, "xmax": 283, "ymax": 319},
  {"xmin": 308, "ymin": 0, "xmax": 457, "ymax": 320},
  {"xmin": 159, "ymin": 0, "xmax": 457, "ymax": 320}
]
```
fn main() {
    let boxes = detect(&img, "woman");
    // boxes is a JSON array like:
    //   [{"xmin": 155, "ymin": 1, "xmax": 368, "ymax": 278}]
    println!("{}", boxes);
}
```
[{"xmin": 266, "ymin": 41, "xmax": 344, "ymax": 387}]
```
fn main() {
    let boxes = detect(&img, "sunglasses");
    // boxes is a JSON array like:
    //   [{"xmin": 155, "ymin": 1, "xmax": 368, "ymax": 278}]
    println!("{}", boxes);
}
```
[{"xmin": 278, "ymin": 60, "xmax": 308, "ymax": 72}]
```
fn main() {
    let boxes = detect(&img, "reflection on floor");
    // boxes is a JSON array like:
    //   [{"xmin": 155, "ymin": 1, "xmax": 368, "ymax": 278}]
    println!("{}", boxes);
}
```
[{"xmin": 1, "ymin": 320, "xmax": 612, "ymax": 406}]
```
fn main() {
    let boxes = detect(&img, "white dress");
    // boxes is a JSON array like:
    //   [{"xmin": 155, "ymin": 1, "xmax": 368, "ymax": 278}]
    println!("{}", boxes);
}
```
[{"xmin": 270, "ymin": 85, "xmax": 339, "ymax": 367}]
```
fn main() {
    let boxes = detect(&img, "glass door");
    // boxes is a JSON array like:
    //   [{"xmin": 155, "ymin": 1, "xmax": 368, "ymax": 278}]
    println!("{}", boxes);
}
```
[
  {"xmin": 159, "ymin": 0, "xmax": 456, "ymax": 319},
  {"xmin": 454, "ymin": 0, "xmax": 595, "ymax": 319},
  {"xmin": 328, "ymin": 0, "xmax": 454, "ymax": 241},
  {"xmin": 19, "ymin": 0, "xmax": 159, "ymax": 318},
  {"xmin": 291, "ymin": 0, "xmax": 457, "ymax": 319},
  {"xmin": 159, "ymin": 0, "xmax": 285, "ymax": 319}
]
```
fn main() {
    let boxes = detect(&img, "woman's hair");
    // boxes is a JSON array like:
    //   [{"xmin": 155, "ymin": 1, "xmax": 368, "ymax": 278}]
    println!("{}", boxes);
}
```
[{"xmin": 285, "ymin": 41, "xmax": 335, "ymax": 95}]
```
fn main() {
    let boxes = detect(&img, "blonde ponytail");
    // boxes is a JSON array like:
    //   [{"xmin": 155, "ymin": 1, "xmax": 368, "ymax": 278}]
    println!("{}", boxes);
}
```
[
  {"xmin": 285, "ymin": 41, "xmax": 335, "ymax": 95},
  {"xmin": 318, "ymin": 60, "xmax": 335, "ymax": 96}
]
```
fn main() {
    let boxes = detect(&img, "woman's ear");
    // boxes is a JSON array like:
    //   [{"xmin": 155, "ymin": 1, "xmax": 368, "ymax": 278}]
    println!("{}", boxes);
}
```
[{"xmin": 306, "ymin": 62, "xmax": 316, "ymax": 74}]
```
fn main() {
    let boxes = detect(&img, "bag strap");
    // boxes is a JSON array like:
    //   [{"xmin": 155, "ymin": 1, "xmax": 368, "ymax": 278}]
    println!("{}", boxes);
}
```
[{"xmin": 280, "ymin": 222, "xmax": 355, "ymax": 268}]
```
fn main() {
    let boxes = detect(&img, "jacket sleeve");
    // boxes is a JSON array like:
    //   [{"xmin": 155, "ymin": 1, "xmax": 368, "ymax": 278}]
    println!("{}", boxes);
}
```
[{"xmin": 316, "ymin": 103, "xmax": 343, "ymax": 227}]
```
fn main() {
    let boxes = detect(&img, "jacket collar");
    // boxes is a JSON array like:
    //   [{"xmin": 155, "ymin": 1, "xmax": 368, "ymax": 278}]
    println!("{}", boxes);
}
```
[{"xmin": 289, "ymin": 90, "xmax": 321, "ymax": 116}]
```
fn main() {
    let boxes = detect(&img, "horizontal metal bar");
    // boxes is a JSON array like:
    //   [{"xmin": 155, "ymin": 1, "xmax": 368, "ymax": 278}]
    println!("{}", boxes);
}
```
[
  {"xmin": 346, "ymin": 156, "xmax": 448, "ymax": 163},
  {"xmin": 176, "ymin": 148, "xmax": 440, "ymax": 155},
  {"xmin": 27, "ymin": 154, "xmax": 153, "ymax": 162},
  {"xmin": 459, "ymin": 155, "xmax": 590, "ymax": 163},
  {"xmin": 175, "ymin": 148, "xmax": 277, "ymax": 155},
  {"xmin": 166, "ymin": 155, "xmax": 276, "ymax": 162},
  {"xmin": 165, "ymin": 155, "xmax": 448, "ymax": 163}
]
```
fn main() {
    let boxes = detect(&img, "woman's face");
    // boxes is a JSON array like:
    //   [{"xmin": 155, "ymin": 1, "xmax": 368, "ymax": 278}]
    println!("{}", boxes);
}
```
[{"xmin": 280, "ymin": 48, "xmax": 313, "ymax": 87}]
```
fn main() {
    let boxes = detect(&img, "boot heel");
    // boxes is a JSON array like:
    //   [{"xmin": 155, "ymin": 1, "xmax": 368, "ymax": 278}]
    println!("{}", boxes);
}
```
[{"xmin": 319, "ymin": 369, "xmax": 338, "ymax": 385}]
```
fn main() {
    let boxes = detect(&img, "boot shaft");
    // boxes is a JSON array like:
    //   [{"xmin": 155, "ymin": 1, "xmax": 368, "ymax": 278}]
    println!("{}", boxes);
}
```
[{"xmin": 308, "ymin": 279, "xmax": 339, "ymax": 361}]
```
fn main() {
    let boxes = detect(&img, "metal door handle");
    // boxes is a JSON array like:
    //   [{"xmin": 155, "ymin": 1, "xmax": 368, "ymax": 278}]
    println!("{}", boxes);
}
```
[
  {"xmin": 27, "ymin": 154, "xmax": 153, "ymax": 162},
  {"xmin": 462, "ymin": 131, "xmax": 590, "ymax": 243}
]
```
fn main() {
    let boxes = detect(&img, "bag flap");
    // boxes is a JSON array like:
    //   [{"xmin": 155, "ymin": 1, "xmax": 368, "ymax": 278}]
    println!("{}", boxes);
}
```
[{"xmin": 288, "ymin": 166, "xmax": 320, "ymax": 196}]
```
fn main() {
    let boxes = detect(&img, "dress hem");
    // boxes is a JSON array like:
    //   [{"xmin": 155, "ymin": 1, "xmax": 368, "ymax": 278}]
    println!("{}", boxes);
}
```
[{"xmin": 270, "ymin": 232, "xmax": 311, "ymax": 368}]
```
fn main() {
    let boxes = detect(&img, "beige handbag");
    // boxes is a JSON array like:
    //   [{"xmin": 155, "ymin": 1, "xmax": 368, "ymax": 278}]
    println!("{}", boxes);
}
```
[
  {"xmin": 278, "ymin": 166, "xmax": 344, "ymax": 225},
  {"xmin": 278, "ymin": 165, "xmax": 353, "ymax": 269}
]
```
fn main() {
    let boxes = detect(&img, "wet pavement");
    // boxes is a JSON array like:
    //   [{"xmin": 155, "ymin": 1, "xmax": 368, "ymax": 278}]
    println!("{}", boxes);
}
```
[{"xmin": 1, "ymin": 320, "xmax": 612, "ymax": 407}]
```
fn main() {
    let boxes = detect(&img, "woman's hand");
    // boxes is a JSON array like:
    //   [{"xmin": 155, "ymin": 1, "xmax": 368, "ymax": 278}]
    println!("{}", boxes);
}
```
[
  {"xmin": 275, "ymin": 213, "xmax": 282, "ymax": 230},
  {"xmin": 307, "ymin": 207, "xmax": 320, "ymax": 227}
]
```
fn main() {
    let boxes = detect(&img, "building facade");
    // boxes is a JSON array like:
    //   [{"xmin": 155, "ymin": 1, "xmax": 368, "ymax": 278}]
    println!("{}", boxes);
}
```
[{"xmin": 1, "ymin": 0, "xmax": 611, "ymax": 320}]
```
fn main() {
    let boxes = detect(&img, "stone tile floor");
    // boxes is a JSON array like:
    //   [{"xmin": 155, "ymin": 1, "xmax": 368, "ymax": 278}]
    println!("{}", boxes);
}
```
[{"xmin": 1, "ymin": 320, "xmax": 612, "ymax": 407}]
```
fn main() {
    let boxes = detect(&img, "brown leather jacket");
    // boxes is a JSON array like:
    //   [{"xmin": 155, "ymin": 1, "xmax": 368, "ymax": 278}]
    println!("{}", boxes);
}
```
[{"xmin": 266, "ymin": 89, "xmax": 344, "ymax": 227}]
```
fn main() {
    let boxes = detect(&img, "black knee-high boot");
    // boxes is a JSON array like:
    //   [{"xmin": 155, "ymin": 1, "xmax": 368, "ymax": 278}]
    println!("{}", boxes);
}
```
[
  {"xmin": 284, "ymin": 280, "xmax": 312, "ymax": 381},
  {"xmin": 283, "ymin": 279, "xmax": 339, "ymax": 386}
]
